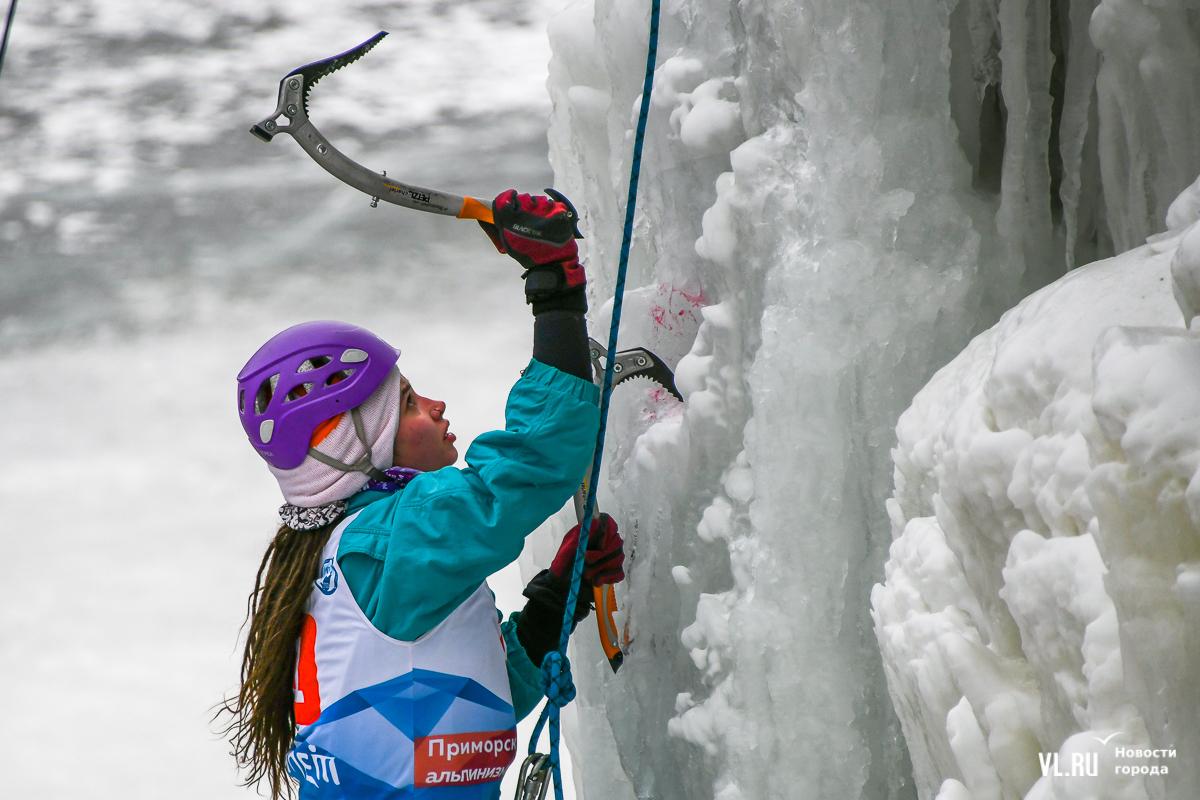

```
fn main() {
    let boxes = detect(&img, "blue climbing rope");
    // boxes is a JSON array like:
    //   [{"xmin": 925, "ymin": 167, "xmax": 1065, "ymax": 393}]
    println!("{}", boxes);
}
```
[
  {"xmin": 0, "ymin": 0, "xmax": 18, "ymax": 81},
  {"xmin": 527, "ymin": 0, "xmax": 661, "ymax": 798}
]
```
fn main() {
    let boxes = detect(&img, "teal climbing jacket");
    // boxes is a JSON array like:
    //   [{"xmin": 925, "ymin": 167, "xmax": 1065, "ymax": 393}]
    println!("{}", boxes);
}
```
[{"xmin": 335, "ymin": 358, "xmax": 600, "ymax": 720}]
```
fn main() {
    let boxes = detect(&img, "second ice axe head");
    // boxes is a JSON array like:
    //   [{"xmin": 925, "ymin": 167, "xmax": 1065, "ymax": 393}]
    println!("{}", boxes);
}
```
[{"xmin": 589, "ymin": 338, "xmax": 683, "ymax": 401}]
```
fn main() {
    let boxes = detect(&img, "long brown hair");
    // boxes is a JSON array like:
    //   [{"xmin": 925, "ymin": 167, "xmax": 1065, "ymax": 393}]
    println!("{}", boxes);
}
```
[{"xmin": 217, "ymin": 521, "xmax": 335, "ymax": 799}]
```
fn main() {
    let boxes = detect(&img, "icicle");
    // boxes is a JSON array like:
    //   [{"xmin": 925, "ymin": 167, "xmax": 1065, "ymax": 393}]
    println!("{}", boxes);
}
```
[
  {"xmin": 1057, "ymin": 0, "xmax": 1102, "ymax": 269},
  {"xmin": 996, "ymin": 0, "xmax": 1057, "ymax": 285},
  {"xmin": 1092, "ymin": 0, "xmax": 1200, "ymax": 251}
]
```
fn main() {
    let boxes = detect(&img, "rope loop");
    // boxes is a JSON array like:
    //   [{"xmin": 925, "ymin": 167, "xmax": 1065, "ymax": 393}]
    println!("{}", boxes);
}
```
[{"xmin": 540, "ymin": 650, "xmax": 577, "ymax": 707}]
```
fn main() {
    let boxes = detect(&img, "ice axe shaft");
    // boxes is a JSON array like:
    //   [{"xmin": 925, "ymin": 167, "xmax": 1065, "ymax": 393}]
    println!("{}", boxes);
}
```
[
  {"xmin": 249, "ymin": 32, "xmax": 494, "ymax": 224},
  {"xmin": 575, "ymin": 338, "xmax": 680, "ymax": 673}
]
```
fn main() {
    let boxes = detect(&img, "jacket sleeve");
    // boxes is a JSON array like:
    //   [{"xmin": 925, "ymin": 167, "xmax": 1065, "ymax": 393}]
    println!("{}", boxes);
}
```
[
  {"xmin": 339, "ymin": 359, "xmax": 600, "ymax": 642},
  {"xmin": 502, "ymin": 614, "xmax": 545, "ymax": 722}
]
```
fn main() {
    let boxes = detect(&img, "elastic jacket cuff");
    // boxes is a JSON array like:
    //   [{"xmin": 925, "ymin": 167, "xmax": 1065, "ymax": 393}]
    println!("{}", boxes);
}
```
[
  {"xmin": 515, "ymin": 569, "xmax": 594, "ymax": 667},
  {"xmin": 522, "ymin": 358, "xmax": 600, "ymax": 405}
]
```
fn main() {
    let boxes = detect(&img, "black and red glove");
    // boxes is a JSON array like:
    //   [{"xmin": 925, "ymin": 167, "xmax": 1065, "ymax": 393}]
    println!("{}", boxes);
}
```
[
  {"xmin": 514, "ymin": 513, "xmax": 625, "ymax": 667},
  {"xmin": 481, "ymin": 189, "xmax": 586, "ymax": 313},
  {"xmin": 550, "ymin": 512, "xmax": 625, "ymax": 586}
]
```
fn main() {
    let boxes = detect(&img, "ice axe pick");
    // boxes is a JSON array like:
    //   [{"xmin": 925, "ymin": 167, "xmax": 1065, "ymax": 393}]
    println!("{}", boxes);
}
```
[
  {"xmin": 249, "ymin": 32, "xmax": 495, "ymax": 224},
  {"xmin": 577, "ymin": 339, "xmax": 681, "ymax": 673}
]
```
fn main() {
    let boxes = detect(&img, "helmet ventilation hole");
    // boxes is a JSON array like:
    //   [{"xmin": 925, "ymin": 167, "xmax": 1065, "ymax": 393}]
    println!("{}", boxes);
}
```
[
  {"xmin": 239, "ymin": 389, "xmax": 245, "ymax": 414},
  {"xmin": 325, "ymin": 369, "xmax": 354, "ymax": 386},
  {"xmin": 254, "ymin": 373, "xmax": 280, "ymax": 414},
  {"xmin": 297, "ymin": 356, "xmax": 332, "ymax": 373},
  {"xmin": 284, "ymin": 382, "xmax": 315, "ymax": 403}
]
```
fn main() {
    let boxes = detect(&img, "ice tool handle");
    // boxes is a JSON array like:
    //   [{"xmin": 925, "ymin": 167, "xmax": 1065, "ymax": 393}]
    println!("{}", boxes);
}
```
[
  {"xmin": 249, "ymin": 32, "xmax": 494, "ymax": 224},
  {"xmin": 574, "ymin": 338, "xmax": 681, "ymax": 673}
]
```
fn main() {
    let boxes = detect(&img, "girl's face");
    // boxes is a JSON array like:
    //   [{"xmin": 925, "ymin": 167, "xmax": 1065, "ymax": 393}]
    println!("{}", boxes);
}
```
[{"xmin": 391, "ymin": 376, "xmax": 458, "ymax": 471}]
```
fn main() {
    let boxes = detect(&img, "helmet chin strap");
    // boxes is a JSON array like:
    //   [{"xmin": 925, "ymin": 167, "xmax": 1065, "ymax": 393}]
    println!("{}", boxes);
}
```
[{"xmin": 305, "ymin": 406, "xmax": 391, "ymax": 482}]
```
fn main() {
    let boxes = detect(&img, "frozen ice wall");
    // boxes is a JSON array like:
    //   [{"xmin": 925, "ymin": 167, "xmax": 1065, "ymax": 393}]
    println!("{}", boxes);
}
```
[
  {"xmin": 536, "ymin": 0, "xmax": 1200, "ymax": 799},
  {"xmin": 875, "ymin": 180, "xmax": 1200, "ymax": 800}
]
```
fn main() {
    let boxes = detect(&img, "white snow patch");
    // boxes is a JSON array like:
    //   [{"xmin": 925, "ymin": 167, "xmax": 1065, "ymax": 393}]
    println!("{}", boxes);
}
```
[{"xmin": 877, "ymin": 221, "xmax": 1199, "ymax": 799}]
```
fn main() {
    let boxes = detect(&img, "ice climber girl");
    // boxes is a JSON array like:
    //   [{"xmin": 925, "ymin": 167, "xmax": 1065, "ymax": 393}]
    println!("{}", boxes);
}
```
[{"xmin": 219, "ymin": 190, "xmax": 626, "ymax": 799}]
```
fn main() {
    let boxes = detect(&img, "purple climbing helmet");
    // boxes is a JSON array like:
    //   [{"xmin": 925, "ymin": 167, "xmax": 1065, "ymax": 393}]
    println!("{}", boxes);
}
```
[{"xmin": 237, "ymin": 320, "xmax": 400, "ymax": 470}]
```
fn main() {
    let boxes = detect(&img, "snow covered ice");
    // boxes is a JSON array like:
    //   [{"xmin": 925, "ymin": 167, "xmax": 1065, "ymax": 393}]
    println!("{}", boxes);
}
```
[
  {"xmin": 4, "ymin": 0, "xmax": 1200, "ymax": 798},
  {"xmin": 877, "ymin": 226, "xmax": 1200, "ymax": 800}
]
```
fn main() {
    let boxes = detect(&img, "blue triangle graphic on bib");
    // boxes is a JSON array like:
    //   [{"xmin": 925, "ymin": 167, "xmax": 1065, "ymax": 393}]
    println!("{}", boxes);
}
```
[{"xmin": 309, "ymin": 669, "xmax": 513, "ymax": 740}]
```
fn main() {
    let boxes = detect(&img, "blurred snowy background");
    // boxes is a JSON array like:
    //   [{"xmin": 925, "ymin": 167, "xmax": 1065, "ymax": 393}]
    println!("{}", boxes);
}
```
[{"xmin": 0, "ymin": 0, "xmax": 576, "ymax": 796}]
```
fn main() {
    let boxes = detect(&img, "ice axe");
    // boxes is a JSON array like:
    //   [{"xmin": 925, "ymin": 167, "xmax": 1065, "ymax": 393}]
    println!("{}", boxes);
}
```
[
  {"xmin": 249, "ymin": 31, "xmax": 495, "ymax": 224},
  {"xmin": 576, "ymin": 339, "xmax": 681, "ymax": 673}
]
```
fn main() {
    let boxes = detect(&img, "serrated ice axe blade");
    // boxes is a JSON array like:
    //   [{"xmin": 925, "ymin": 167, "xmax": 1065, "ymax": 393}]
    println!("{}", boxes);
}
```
[
  {"xmin": 249, "ymin": 32, "xmax": 494, "ymax": 224},
  {"xmin": 588, "ymin": 338, "xmax": 683, "ymax": 402}
]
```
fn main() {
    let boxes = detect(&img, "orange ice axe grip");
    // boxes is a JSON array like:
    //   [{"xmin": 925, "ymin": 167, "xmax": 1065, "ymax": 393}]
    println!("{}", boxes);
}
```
[
  {"xmin": 457, "ymin": 196, "xmax": 494, "ymax": 224},
  {"xmin": 573, "ymin": 485, "xmax": 625, "ymax": 673},
  {"xmin": 595, "ymin": 584, "xmax": 623, "ymax": 671}
]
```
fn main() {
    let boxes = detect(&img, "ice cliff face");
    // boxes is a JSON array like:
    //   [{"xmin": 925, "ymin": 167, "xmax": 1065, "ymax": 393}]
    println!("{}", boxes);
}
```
[
  {"xmin": 877, "ymin": 183, "xmax": 1200, "ymax": 800},
  {"xmin": 539, "ymin": 0, "xmax": 1200, "ymax": 798}
]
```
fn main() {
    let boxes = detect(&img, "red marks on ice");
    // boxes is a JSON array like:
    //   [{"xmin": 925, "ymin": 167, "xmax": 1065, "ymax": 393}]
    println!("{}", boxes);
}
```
[
  {"xmin": 650, "ymin": 284, "xmax": 705, "ymax": 333},
  {"xmin": 638, "ymin": 384, "xmax": 687, "ymax": 421}
]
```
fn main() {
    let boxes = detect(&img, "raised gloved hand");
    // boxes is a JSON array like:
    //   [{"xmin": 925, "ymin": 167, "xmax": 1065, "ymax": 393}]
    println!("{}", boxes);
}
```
[
  {"xmin": 550, "ymin": 512, "xmax": 625, "ymax": 586},
  {"xmin": 480, "ymin": 188, "xmax": 586, "ymax": 313}
]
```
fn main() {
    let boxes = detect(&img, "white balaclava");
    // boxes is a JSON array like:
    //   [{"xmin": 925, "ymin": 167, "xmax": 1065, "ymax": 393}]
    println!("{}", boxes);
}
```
[{"xmin": 269, "ymin": 366, "xmax": 403, "ymax": 507}]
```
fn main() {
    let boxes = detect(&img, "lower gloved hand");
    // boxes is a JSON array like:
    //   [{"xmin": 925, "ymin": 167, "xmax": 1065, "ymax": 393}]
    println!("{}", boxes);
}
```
[
  {"xmin": 515, "ymin": 569, "xmax": 592, "ymax": 667},
  {"xmin": 480, "ymin": 189, "xmax": 586, "ymax": 313},
  {"xmin": 550, "ymin": 512, "xmax": 625, "ymax": 586},
  {"xmin": 514, "ymin": 514, "xmax": 625, "ymax": 667}
]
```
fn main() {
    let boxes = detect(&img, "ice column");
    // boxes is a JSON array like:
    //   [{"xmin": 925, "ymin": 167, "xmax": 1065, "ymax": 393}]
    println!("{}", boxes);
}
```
[
  {"xmin": 545, "ymin": 0, "xmax": 1000, "ymax": 798},
  {"xmin": 1091, "ymin": 0, "xmax": 1200, "ymax": 253}
]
